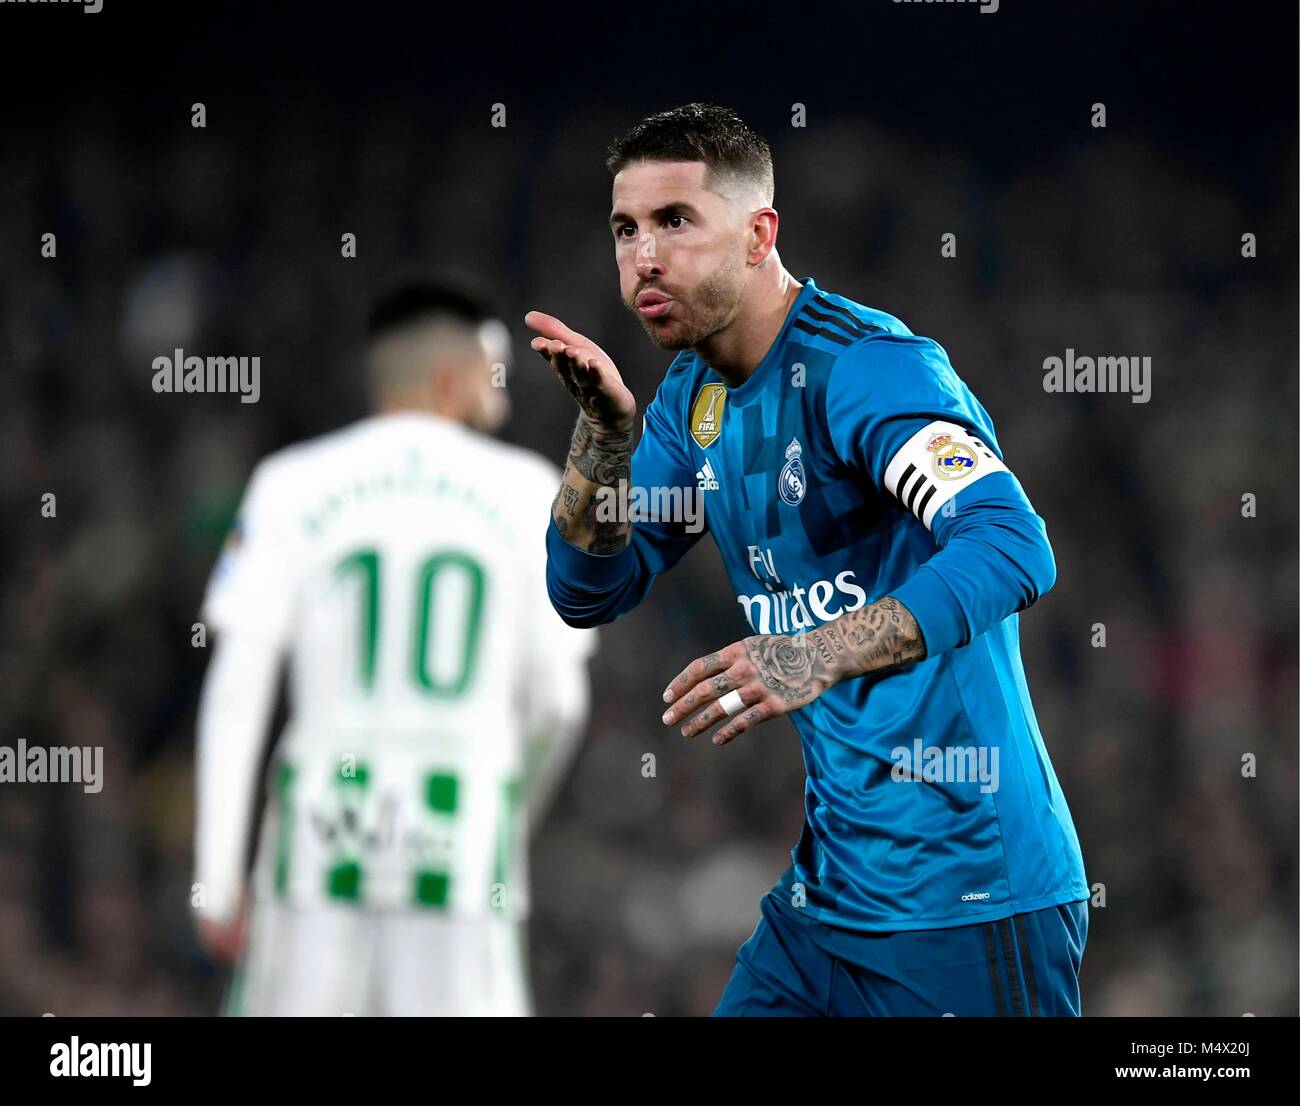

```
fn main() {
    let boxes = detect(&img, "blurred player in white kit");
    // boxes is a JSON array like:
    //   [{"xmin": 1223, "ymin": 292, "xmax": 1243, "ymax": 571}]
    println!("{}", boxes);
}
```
[{"xmin": 191, "ymin": 282, "xmax": 594, "ymax": 1016}]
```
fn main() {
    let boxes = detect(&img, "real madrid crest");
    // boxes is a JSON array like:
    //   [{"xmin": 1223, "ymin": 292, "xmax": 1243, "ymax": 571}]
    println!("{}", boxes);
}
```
[
  {"xmin": 779, "ymin": 437, "xmax": 806, "ymax": 506},
  {"xmin": 689, "ymin": 383, "xmax": 727, "ymax": 449},
  {"xmin": 926, "ymin": 432, "xmax": 977, "ymax": 481}
]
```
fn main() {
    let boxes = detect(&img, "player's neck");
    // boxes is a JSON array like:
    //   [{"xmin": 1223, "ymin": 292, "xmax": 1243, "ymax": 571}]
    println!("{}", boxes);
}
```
[{"xmin": 693, "ymin": 267, "xmax": 803, "ymax": 387}]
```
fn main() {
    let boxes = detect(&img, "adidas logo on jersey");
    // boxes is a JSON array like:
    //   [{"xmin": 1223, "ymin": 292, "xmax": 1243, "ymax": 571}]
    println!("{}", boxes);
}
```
[{"xmin": 696, "ymin": 460, "xmax": 719, "ymax": 491}]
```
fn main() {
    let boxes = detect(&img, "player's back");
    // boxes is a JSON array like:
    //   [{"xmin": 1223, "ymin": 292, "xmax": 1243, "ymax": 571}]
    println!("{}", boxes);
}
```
[
  {"xmin": 205, "ymin": 411, "xmax": 573, "ymax": 917},
  {"xmin": 273, "ymin": 413, "xmax": 547, "ymax": 742}
]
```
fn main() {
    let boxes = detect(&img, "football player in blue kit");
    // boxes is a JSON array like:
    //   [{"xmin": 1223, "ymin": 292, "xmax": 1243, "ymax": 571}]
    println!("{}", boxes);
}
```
[{"xmin": 528, "ymin": 104, "xmax": 1088, "ymax": 1017}]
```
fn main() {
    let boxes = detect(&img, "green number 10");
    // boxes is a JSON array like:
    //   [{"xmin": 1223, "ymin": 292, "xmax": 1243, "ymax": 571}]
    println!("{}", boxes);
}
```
[{"xmin": 336, "ymin": 548, "xmax": 487, "ymax": 698}]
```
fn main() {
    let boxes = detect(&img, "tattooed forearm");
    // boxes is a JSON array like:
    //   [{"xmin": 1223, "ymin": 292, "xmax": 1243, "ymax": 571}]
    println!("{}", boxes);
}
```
[
  {"xmin": 808, "ymin": 596, "xmax": 926, "ymax": 682},
  {"xmin": 734, "ymin": 599, "xmax": 924, "ymax": 712},
  {"xmin": 736, "ymin": 599, "xmax": 921, "ymax": 704},
  {"xmin": 550, "ymin": 413, "xmax": 634, "ymax": 554},
  {"xmin": 588, "ymin": 513, "xmax": 627, "ymax": 554},
  {"xmin": 568, "ymin": 415, "xmax": 631, "ymax": 486}
]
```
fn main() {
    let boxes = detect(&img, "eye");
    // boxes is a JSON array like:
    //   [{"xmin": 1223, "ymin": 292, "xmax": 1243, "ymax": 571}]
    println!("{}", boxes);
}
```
[
  {"xmin": 615, "ymin": 223, "xmax": 636, "ymax": 239},
  {"xmin": 666, "ymin": 214, "xmax": 688, "ymax": 229}
]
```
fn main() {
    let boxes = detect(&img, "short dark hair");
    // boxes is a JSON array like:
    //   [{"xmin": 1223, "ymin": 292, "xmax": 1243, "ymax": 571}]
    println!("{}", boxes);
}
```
[
  {"xmin": 366, "ymin": 280, "xmax": 495, "ymax": 341},
  {"xmin": 605, "ymin": 103, "xmax": 774, "ymax": 202}
]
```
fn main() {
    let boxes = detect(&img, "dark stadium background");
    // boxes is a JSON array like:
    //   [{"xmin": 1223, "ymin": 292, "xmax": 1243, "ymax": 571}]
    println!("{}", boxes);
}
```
[{"xmin": 0, "ymin": 1, "xmax": 1295, "ymax": 1016}]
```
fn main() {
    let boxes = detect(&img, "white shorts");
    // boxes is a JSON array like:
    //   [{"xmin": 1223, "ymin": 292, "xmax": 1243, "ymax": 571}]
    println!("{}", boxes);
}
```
[{"xmin": 225, "ymin": 897, "xmax": 531, "ymax": 1016}]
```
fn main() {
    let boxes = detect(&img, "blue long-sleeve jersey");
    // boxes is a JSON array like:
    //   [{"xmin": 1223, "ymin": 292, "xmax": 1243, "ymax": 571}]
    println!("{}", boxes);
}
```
[{"xmin": 546, "ymin": 277, "xmax": 1087, "ymax": 932}]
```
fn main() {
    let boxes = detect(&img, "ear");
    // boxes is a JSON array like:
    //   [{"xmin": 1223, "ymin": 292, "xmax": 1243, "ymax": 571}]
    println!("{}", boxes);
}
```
[{"xmin": 748, "ymin": 208, "xmax": 779, "ymax": 266}]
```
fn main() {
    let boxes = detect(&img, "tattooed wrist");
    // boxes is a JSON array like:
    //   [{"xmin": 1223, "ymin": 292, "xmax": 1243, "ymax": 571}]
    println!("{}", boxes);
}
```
[
  {"xmin": 551, "ymin": 414, "xmax": 635, "ymax": 553},
  {"xmin": 805, "ymin": 596, "xmax": 926, "ymax": 684},
  {"xmin": 569, "ymin": 414, "xmax": 632, "ymax": 487}
]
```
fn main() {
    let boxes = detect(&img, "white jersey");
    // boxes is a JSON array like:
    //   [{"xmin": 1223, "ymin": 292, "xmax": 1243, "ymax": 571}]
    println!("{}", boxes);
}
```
[{"xmin": 200, "ymin": 412, "xmax": 593, "ymax": 924}]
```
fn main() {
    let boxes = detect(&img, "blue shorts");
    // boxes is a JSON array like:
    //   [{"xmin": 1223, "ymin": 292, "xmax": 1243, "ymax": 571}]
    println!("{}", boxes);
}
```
[{"xmin": 714, "ymin": 891, "xmax": 1088, "ymax": 1017}]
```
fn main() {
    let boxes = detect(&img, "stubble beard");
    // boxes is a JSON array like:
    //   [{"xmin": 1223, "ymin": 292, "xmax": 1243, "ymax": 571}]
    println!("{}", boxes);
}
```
[{"xmin": 630, "ymin": 254, "xmax": 747, "ymax": 352}]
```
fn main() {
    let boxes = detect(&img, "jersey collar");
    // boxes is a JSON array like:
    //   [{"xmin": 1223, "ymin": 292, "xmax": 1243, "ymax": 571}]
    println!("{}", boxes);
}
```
[{"xmin": 715, "ymin": 276, "xmax": 819, "ymax": 406}]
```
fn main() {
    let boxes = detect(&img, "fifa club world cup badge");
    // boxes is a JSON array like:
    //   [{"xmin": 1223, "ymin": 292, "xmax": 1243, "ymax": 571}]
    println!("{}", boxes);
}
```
[
  {"xmin": 926, "ymin": 432, "xmax": 977, "ymax": 481},
  {"xmin": 689, "ymin": 383, "xmax": 727, "ymax": 448},
  {"xmin": 779, "ymin": 437, "xmax": 806, "ymax": 506}
]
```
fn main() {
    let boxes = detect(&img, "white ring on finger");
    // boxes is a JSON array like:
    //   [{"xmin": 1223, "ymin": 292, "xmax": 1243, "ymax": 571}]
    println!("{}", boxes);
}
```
[{"xmin": 719, "ymin": 690, "xmax": 745, "ymax": 718}]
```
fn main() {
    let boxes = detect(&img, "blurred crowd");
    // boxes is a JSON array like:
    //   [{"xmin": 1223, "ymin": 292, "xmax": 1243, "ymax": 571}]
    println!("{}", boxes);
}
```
[{"xmin": 0, "ymin": 100, "xmax": 1295, "ymax": 1016}]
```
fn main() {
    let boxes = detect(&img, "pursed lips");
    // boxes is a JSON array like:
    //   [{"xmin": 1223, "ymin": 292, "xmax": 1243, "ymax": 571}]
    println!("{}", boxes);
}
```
[{"xmin": 635, "ymin": 289, "xmax": 673, "ymax": 318}]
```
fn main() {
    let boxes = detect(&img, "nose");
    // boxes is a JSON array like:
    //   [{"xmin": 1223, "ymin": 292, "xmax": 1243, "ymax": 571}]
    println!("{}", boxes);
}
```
[{"xmin": 634, "ymin": 232, "xmax": 664, "ymax": 280}]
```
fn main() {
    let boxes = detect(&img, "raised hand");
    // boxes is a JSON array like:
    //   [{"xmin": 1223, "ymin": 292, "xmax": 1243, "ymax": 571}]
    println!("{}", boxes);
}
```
[
  {"xmin": 525, "ymin": 311, "xmax": 636, "ymax": 432},
  {"xmin": 526, "ymin": 310, "xmax": 637, "ymax": 554}
]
